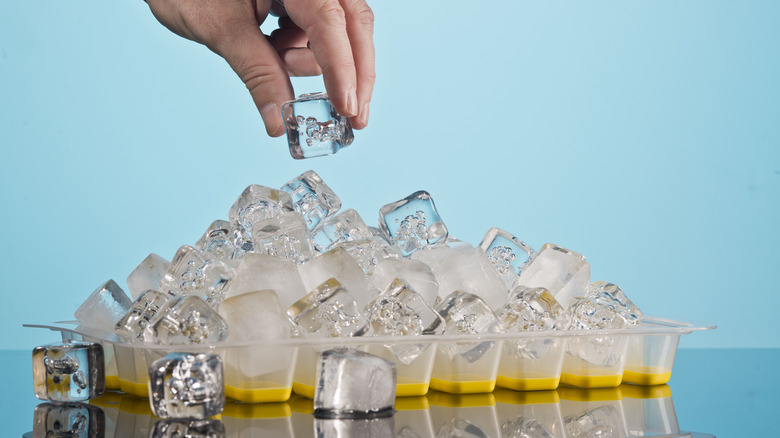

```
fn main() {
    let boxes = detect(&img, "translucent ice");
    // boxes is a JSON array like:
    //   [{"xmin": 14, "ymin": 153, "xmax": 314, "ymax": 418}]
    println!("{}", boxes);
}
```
[
  {"xmin": 368, "ymin": 258, "xmax": 439, "ymax": 306},
  {"xmin": 496, "ymin": 286, "xmax": 569, "ymax": 360},
  {"xmin": 298, "ymin": 247, "xmax": 370, "ymax": 309},
  {"xmin": 33, "ymin": 342, "xmax": 105, "ymax": 402},
  {"xmin": 379, "ymin": 191, "xmax": 448, "ymax": 256},
  {"xmin": 74, "ymin": 279, "xmax": 132, "ymax": 332},
  {"xmin": 282, "ymin": 92, "xmax": 354, "ymax": 159},
  {"xmin": 228, "ymin": 184, "xmax": 295, "ymax": 257},
  {"xmin": 314, "ymin": 348, "xmax": 396, "ymax": 418},
  {"xmin": 220, "ymin": 290, "xmax": 289, "ymax": 342},
  {"xmin": 585, "ymin": 281, "xmax": 642, "ymax": 325},
  {"xmin": 435, "ymin": 291, "xmax": 505, "ymax": 363},
  {"xmin": 158, "ymin": 245, "xmax": 234, "ymax": 308},
  {"xmin": 435, "ymin": 418, "xmax": 488, "ymax": 438},
  {"xmin": 311, "ymin": 208, "xmax": 372, "ymax": 253},
  {"xmin": 514, "ymin": 243, "xmax": 590, "ymax": 308},
  {"xmin": 337, "ymin": 236, "xmax": 401, "ymax": 276},
  {"xmin": 288, "ymin": 278, "xmax": 370, "ymax": 338},
  {"xmin": 251, "ymin": 211, "xmax": 314, "ymax": 264},
  {"xmin": 280, "ymin": 169, "xmax": 342, "ymax": 230},
  {"xmin": 225, "ymin": 253, "xmax": 307, "ymax": 311},
  {"xmin": 33, "ymin": 402, "xmax": 105, "ymax": 438},
  {"xmin": 315, "ymin": 417, "xmax": 395, "ymax": 438},
  {"xmin": 149, "ymin": 352, "xmax": 225, "ymax": 419},
  {"xmin": 195, "ymin": 220, "xmax": 235, "ymax": 261},
  {"xmin": 564, "ymin": 406, "xmax": 623, "ymax": 438},
  {"xmin": 114, "ymin": 289, "xmax": 170, "ymax": 341},
  {"xmin": 500, "ymin": 417, "xmax": 552, "ymax": 438},
  {"xmin": 478, "ymin": 228, "xmax": 536, "ymax": 288},
  {"xmin": 126, "ymin": 253, "xmax": 170, "ymax": 299},
  {"xmin": 143, "ymin": 296, "xmax": 229, "ymax": 345},
  {"xmin": 151, "ymin": 419, "xmax": 225, "ymax": 438},
  {"xmin": 566, "ymin": 297, "xmax": 628, "ymax": 366}
]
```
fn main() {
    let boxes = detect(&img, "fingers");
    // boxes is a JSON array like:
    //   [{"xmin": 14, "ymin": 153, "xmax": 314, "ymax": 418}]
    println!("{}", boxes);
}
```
[
  {"xmin": 279, "ymin": 48, "xmax": 323, "ymax": 76},
  {"xmin": 339, "ymin": 0, "xmax": 375, "ymax": 129}
]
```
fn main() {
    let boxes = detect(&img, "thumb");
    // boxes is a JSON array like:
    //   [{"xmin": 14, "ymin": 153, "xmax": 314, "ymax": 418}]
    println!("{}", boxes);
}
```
[{"xmin": 215, "ymin": 24, "xmax": 294, "ymax": 137}]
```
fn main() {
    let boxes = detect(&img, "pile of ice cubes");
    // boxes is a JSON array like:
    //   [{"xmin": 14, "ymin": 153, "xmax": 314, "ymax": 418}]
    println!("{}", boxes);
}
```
[{"xmin": 73, "ymin": 169, "xmax": 644, "ymax": 366}]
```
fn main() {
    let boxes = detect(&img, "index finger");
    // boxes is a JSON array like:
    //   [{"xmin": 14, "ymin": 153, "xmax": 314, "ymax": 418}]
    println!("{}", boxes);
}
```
[{"xmin": 339, "ymin": 0, "xmax": 375, "ymax": 129}]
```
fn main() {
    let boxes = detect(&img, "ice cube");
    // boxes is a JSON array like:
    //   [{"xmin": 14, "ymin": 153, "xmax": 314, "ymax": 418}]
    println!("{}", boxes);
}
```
[
  {"xmin": 288, "ymin": 278, "xmax": 370, "ymax": 338},
  {"xmin": 33, "ymin": 342, "xmax": 105, "ymax": 402},
  {"xmin": 195, "ymin": 220, "xmax": 235, "ymax": 261},
  {"xmin": 365, "ymin": 279, "xmax": 445, "ymax": 365},
  {"xmin": 411, "ymin": 244, "xmax": 508, "ymax": 310},
  {"xmin": 314, "ymin": 348, "xmax": 396, "ymax": 418},
  {"xmin": 151, "ymin": 419, "xmax": 225, "ymax": 438},
  {"xmin": 158, "ymin": 245, "xmax": 234, "ymax": 308},
  {"xmin": 33, "ymin": 402, "xmax": 105, "ymax": 438},
  {"xmin": 566, "ymin": 297, "xmax": 627, "ymax": 366},
  {"xmin": 282, "ymin": 92, "xmax": 354, "ymax": 159},
  {"xmin": 435, "ymin": 291, "xmax": 505, "ymax": 363},
  {"xmin": 379, "ymin": 191, "xmax": 448, "ymax": 256},
  {"xmin": 368, "ymin": 258, "xmax": 439, "ymax": 306},
  {"xmin": 225, "ymin": 253, "xmax": 307, "ymax": 311},
  {"xmin": 229, "ymin": 184, "xmax": 295, "ymax": 257},
  {"xmin": 315, "ymin": 417, "xmax": 396, "ymax": 438},
  {"xmin": 514, "ymin": 243, "xmax": 590, "ymax": 308},
  {"xmin": 497, "ymin": 286, "xmax": 569, "ymax": 360},
  {"xmin": 478, "ymin": 228, "xmax": 536, "ymax": 288},
  {"xmin": 338, "ymin": 236, "xmax": 401, "ymax": 276},
  {"xmin": 280, "ymin": 169, "xmax": 342, "ymax": 230},
  {"xmin": 564, "ymin": 406, "xmax": 623, "ymax": 438},
  {"xmin": 251, "ymin": 211, "xmax": 314, "ymax": 264},
  {"xmin": 114, "ymin": 289, "xmax": 170, "ymax": 341},
  {"xmin": 311, "ymin": 208, "xmax": 372, "ymax": 253},
  {"xmin": 126, "ymin": 253, "xmax": 170, "ymax": 299},
  {"xmin": 500, "ymin": 417, "xmax": 553, "ymax": 438},
  {"xmin": 585, "ymin": 281, "xmax": 642, "ymax": 325},
  {"xmin": 298, "ymin": 247, "xmax": 370, "ymax": 309},
  {"xmin": 143, "ymin": 296, "xmax": 229, "ymax": 345},
  {"xmin": 74, "ymin": 279, "xmax": 132, "ymax": 332},
  {"xmin": 149, "ymin": 352, "xmax": 225, "ymax": 419},
  {"xmin": 435, "ymin": 419, "xmax": 488, "ymax": 438}
]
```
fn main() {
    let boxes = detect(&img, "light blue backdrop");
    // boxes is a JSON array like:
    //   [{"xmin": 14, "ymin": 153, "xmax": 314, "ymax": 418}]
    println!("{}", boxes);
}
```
[{"xmin": 1, "ymin": 1, "xmax": 778, "ymax": 349}]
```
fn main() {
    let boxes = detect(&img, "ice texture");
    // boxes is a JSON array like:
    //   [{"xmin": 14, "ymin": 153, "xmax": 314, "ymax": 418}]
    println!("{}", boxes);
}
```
[
  {"xmin": 411, "ymin": 244, "xmax": 508, "ymax": 310},
  {"xmin": 364, "ymin": 279, "xmax": 445, "ymax": 365},
  {"xmin": 379, "ymin": 191, "xmax": 448, "ymax": 256},
  {"xmin": 151, "ymin": 419, "xmax": 225, "ymax": 438},
  {"xmin": 566, "ymin": 297, "xmax": 628, "ymax": 366},
  {"xmin": 251, "ymin": 211, "xmax": 314, "ymax": 264},
  {"xmin": 195, "ymin": 220, "xmax": 235, "ymax": 261},
  {"xmin": 368, "ymin": 258, "xmax": 439, "ymax": 306},
  {"xmin": 32, "ymin": 342, "xmax": 105, "ymax": 402},
  {"xmin": 282, "ymin": 92, "xmax": 354, "ymax": 159},
  {"xmin": 229, "ymin": 185, "xmax": 295, "ymax": 257},
  {"xmin": 149, "ymin": 352, "xmax": 225, "ymax": 419},
  {"xmin": 33, "ymin": 402, "xmax": 105, "ymax": 438},
  {"xmin": 501, "ymin": 417, "xmax": 553, "ymax": 438},
  {"xmin": 312, "ymin": 208, "xmax": 372, "ymax": 253},
  {"xmin": 514, "ymin": 243, "xmax": 590, "ymax": 308},
  {"xmin": 478, "ymin": 227, "xmax": 536, "ymax": 288},
  {"xmin": 298, "ymin": 247, "xmax": 370, "ymax": 309},
  {"xmin": 158, "ymin": 245, "xmax": 234, "ymax": 308},
  {"xmin": 74, "ymin": 279, "xmax": 132, "ymax": 332},
  {"xmin": 585, "ymin": 281, "xmax": 642, "ymax": 325},
  {"xmin": 114, "ymin": 289, "xmax": 170, "ymax": 341},
  {"xmin": 315, "ymin": 417, "xmax": 396, "ymax": 438},
  {"xmin": 143, "ymin": 296, "xmax": 229, "ymax": 345},
  {"xmin": 435, "ymin": 291, "xmax": 505, "ymax": 363},
  {"xmin": 564, "ymin": 406, "xmax": 623, "ymax": 438},
  {"xmin": 338, "ymin": 236, "xmax": 401, "ymax": 276},
  {"xmin": 126, "ymin": 253, "xmax": 170, "ymax": 299},
  {"xmin": 225, "ymin": 253, "xmax": 307, "ymax": 311},
  {"xmin": 314, "ymin": 348, "xmax": 396, "ymax": 418},
  {"xmin": 497, "ymin": 286, "xmax": 569, "ymax": 360},
  {"xmin": 289, "ymin": 278, "xmax": 370, "ymax": 338},
  {"xmin": 435, "ymin": 419, "xmax": 488, "ymax": 438},
  {"xmin": 280, "ymin": 169, "xmax": 342, "ymax": 230}
]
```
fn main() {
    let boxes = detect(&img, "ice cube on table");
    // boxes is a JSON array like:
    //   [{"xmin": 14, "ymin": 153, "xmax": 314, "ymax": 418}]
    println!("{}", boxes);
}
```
[
  {"xmin": 436, "ymin": 291, "xmax": 505, "ymax": 363},
  {"xmin": 298, "ymin": 247, "xmax": 370, "ymax": 309},
  {"xmin": 74, "ymin": 279, "xmax": 132, "ymax": 332},
  {"xmin": 585, "ymin": 281, "xmax": 642, "ymax": 325},
  {"xmin": 281, "ymin": 169, "xmax": 342, "ymax": 230},
  {"xmin": 114, "ymin": 289, "xmax": 170, "ymax": 341},
  {"xmin": 195, "ymin": 219, "xmax": 235, "ymax": 261},
  {"xmin": 282, "ymin": 92, "xmax": 354, "ymax": 159},
  {"xmin": 314, "ymin": 348, "xmax": 396, "ymax": 418},
  {"xmin": 33, "ymin": 402, "xmax": 105, "ymax": 438},
  {"xmin": 33, "ymin": 342, "xmax": 105, "ymax": 402},
  {"xmin": 311, "ymin": 208, "xmax": 372, "ymax": 253},
  {"xmin": 478, "ymin": 228, "xmax": 536, "ymax": 288},
  {"xmin": 514, "ymin": 243, "xmax": 590, "ymax": 308},
  {"xmin": 229, "ymin": 184, "xmax": 295, "ymax": 257},
  {"xmin": 496, "ymin": 286, "xmax": 569, "ymax": 360},
  {"xmin": 143, "ymin": 296, "xmax": 229, "ymax": 345},
  {"xmin": 251, "ymin": 211, "xmax": 314, "ymax": 264},
  {"xmin": 225, "ymin": 253, "xmax": 307, "ymax": 311},
  {"xmin": 411, "ymin": 244, "xmax": 508, "ymax": 310},
  {"xmin": 288, "ymin": 278, "xmax": 370, "ymax": 338},
  {"xmin": 337, "ymin": 236, "xmax": 401, "ymax": 276},
  {"xmin": 151, "ymin": 419, "xmax": 225, "ymax": 438},
  {"xmin": 158, "ymin": 245, "xmax": 234, "ymax": 308},
  {"xmin": 149, "ymin": 352, "xmax": 225, "ymax": 419},
  {"xmin": 379, "ymin": 191, "xmax": 448, "ymax": 256},
  {"xmin": 315, "ymin": 417, "xmax": 396, "ymax": 438},
  {"xmin": 368, "ymin": 258, "xmax": 439, "ymax": 306},
  {"xmin": 126, "ymin": 253, "xmax": 170, "ymax": 300}
]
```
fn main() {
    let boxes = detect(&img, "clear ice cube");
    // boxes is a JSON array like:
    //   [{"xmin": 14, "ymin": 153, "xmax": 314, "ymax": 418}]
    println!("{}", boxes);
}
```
[
  {"xmin": 282, "ymin": 92, "xmax": 354, "ymax": 159},
  {"xmin": 564, "ymin": 406, "xmax": 623, "ymax": 438},
  {"xmin": 298, "ymin": 247, "xmax": 370, "ymax": 309},
  {"xmin": 311, "ymin": 208, "xmax": 372, "ymax": 253},
  {"xmin": 251, "ymin": 211, "xmax": 314, "ymax": 264},
  {"xmin": 368, "ymin": 258, "xmax": 439, "ymax": 306},
  {"xmin": 228, "ymin": 184, "xmax": 295, "ymax": 257},
  {"xmin": 585, "ymin": 281, "xmax": 642, "ymax": 325},
  {"xmin": 74, "ymin": 279, "xmax": 132, "ymax": 332},
  {"xmin": 114, "ymin": 289, "xmax": 170, "ymax": 341},
  {"xmin": 288, "ymin": 278, "xmax": 370, "ymax": 338},
  {"xmin": 149, "ymin": 352, "xmax": 225, "ymax": 419},
  {"xmin": 126, "ymin": 253, "xmax": 170, "ymax": 299},
  {"xmin": 195, "ymin": 220, "xmax": 235, "ymax": 261},
  {"xmin": 151, "ymin": 419, "xmax": 225, "ymax": 438},
  {"xmin": 500, "ymin": 417, "xmax": 553, "ymax": 438},
  {"xmin": 514, "ymin": 243, "xmax": 590, "ymax": 308},
  {"xmin": 478, "ymin": 227, "xmax": 536, "ymax": 288},
  {"xmin": 143, "ymin": 296, "xmax": 229, "ymax": 345},
  {"xmin": 566, "ymin": 297, "xmax": 628, "ymax": 366},
  {"xmin": 497, "ymin": 286, "xmax": 569, "ymax": 360},
  {"xmin": 280, "ymin": 169, "xmax": 342, "ymax": 230},
  {"xmin": 337, "ymin": 236, "xmax": 401, "ymax": 276},
  {"xmin": 33, "ymin": 402, "xmax": 105, "ymax": 438},
  {"xmin": 314, "ymin": 348, "xmax": 396, "ymax": 418},
  {"xmin": 379, "ymin": 191, "xmax": 448, "ymax": 256},
  {"xmin": 158, "ymin": 245, "xmax": 234, "ymax": 308},
  {"xmin": 226, "ymin": 253, "xmax": 308, "ymax": 311},
  {"xmin": 33, "ymin": 342, "xmax": 105, "ymax": 402},
  {"xmin": 435, "ymin": 291, "xmax": 505, "ymax": 363}
]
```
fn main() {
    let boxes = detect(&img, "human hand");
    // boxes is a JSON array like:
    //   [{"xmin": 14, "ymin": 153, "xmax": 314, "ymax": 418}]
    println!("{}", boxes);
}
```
[{"xmin": 145, "ymin": 0, "xmax": 375, "ymax": 136}]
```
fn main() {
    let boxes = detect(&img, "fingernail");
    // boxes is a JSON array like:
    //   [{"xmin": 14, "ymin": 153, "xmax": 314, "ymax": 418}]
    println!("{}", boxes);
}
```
[
  {"xmin": 260, "ymin": 103, "xmax": 282, "ymax": 136},
  {"xmin": 345, "ymin": 89, "xmax": 358, "ymax": 117},
  {"xmin": 359, "ymin": 102, "xmax": 370, "ymax": 127}
]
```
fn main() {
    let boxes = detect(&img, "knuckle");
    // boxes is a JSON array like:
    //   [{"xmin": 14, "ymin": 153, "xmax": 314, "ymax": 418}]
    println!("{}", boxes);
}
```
[
  {"xmin": 317, "ymin": 2, "xmax": 347, "ymax": 28},
  {"xmin": 352, "ymin": 4, "xmax": 375, "ymax": 27},
  {"xmin": 236, "ymin": 63, "xmax": 280, "ymax": 95}
]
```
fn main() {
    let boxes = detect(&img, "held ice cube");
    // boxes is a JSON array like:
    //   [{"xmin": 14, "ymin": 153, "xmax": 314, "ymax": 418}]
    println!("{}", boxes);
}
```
[
  {"xmin": 149, "ymin": 352, "xmax": 225, "ymax": 419},
  {"xmin": 151, "ymin": 419, "xmax": 225, "ymax": 438},
  {"xmin": 74, "ymin": 279, "xmax": 132, "ymax": 332},
  {"xmin": 225, "ymin": 253, "xmax": 307, "ymax": 311},
  {"xmin": 311, "ymin": 208, "xmax": 372, "ymax": 253},
  {"xmin": 126, "ymin": 253, "xmax": 171, "ymax": 299},
  {"xmin": 288, "ymin": 278, "xmax": 370, "ymax": 338},
  {"xmin": 514, "ymin": 243, "xmax": 590, "ymax": 308},
  {"xmin": 379, "ymin": 191, "xmax": 448, "ymax": 256},
  {"xmin": 585, "ymin": 281, "xmax": 643, "ymax": 325},
  {"xmin": 478, "ymin": 228, "xmax": 536, "ymax": 288},
  {"xmin": 496, "ymin": 286, "xmax": 569, "ymax": 359},
  {"xmin": 337, "ymin": 236, "xmax": 401, "ymax": 276},
  {"xmin": 33, "ymin": 342, "xmax": 105, "ymax": 402},
  {"xmin": 282, "ymin": 92, "xmax": 354, "ymax": 159},
  {"xmin": 158, "ymin": 245, "xmax": 234, "ymax": 308},
  {"xmin": 229, "ymin": 185, "xmax": 295, "ymax": 256},
  {"xmin": 33, "ymin": 402, "xmax": 105, "ymax": 438},
  {"xmin": 195, "ymin": 220, "xmax": 236, "ymax": 261},
  {"xmin": 314, "ymin": 348, "xmax": 396, "ymax": 419},
  {"xmin": 143, "ymin": 296, "xmax": 229, "ymax": 345},
  {"xmin": 251, "ymin": 211, "xmax": 314, "ymax": 264},
  {"xmin": 115, "ymin": 289, "xmax": 170, "ymax": 341},
  {"xmin": 435, "ymin": 291, "xmax": 505, "ymax": 363},
  {"xmin": 280, "ymin": 169, "xmax": 342, "ymax": 230},
  {"xmin": 298, "ymin": 247, "xmax": 371, "ymax": 309},
  {"xmin": 368, "ymin": 258, "xmax": 439, "ymax": 306}
]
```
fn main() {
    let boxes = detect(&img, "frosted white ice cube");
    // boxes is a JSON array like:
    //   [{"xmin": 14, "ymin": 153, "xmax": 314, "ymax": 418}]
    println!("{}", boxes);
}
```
[
  {"xmin": 226, "ymin": 253, "xmax": 307, "ymax": 311},
  {"xmin": 74, "ymin": 280, "xmax": 132, "ymax": 332},
  {"xmin": 126, "ymin": 253, "xmax": 170, "ymax": 300},
  {"xmin": 514, "ymin": 243, "xmax": 590, "ymax": 308},
  {"xmin": 368, "ymin": 258, "xmax": 438, "ymax": 306},
  {"xmin": 337, "ymin": 236, "xmax": 401, "ymax": 276},
  {"xmin": 299, "ymin": 247, "xmax": 370, "ymax": 309},
  {"xmin": 229, "ymin": 184, "xmax": 295, "ymax": 257}
]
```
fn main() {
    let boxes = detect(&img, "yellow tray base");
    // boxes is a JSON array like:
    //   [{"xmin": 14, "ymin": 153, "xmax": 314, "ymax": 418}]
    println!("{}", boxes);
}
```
[
  {"xmin": 429, "ymin": 378, "xmax": 496, "ymax": 394},
  {"xmin": 293, "ymin": 382, "xmax": 316, "ymax": 399},
  {"xmin": 119, "ymin": 379, "xmax": 148, "ymax": 398},
  {"xmin": 105, "ymin": 375, "xmax": 120, "ymax": 391},
  {"xmin": 622, "ymin": 370, "xmax": 672, "ymax": 386},
  {"xmin": 560, "ymin": 373, "xmax": 622, "ymax": 388},
  {"xmin": 396, "ymin": 382, "xmax": 429, "ymax": 397},
  {"xmin": 496, "ymin": 375, "xmax": 560, "ymax": 391},
  {"xmin": 225, "ymin": 384, "xmax": 292, "ymax": 403}
]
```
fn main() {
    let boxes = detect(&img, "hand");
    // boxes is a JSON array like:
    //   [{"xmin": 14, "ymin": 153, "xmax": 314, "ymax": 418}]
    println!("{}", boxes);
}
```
[{"xmin": 146, "ymin": 0, "xmax": 375, "ymax": 136}]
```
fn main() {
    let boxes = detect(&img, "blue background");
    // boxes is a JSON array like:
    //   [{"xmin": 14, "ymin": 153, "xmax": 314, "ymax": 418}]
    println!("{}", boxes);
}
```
[{"xmin": 1, "ymin": 1, "xmax": 778, "ymax": 350}]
